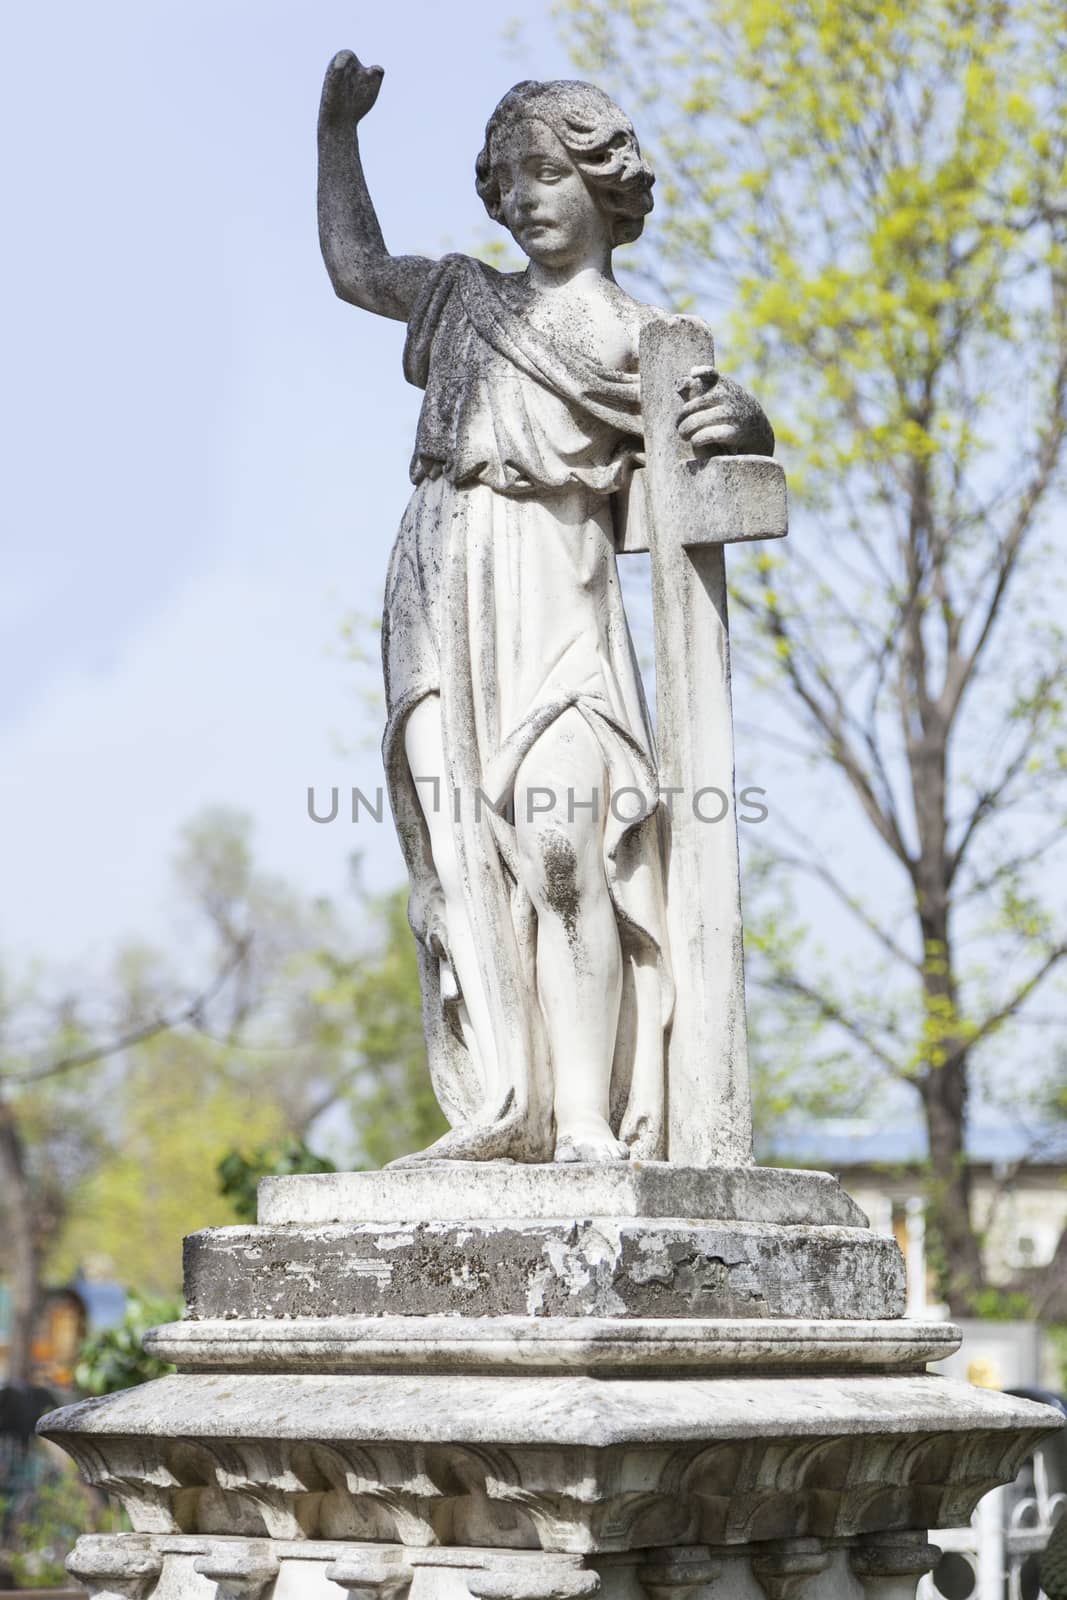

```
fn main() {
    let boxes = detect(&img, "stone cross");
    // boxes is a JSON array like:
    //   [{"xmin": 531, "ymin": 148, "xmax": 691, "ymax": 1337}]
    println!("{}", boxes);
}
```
[{"xmin": 618, "ymin": 315, "xmax": 788, "ymax": 1166}]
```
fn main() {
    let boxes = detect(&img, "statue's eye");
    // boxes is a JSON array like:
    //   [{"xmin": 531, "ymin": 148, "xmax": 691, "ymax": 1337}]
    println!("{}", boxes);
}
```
[{"xmin": 537, "ymin": 165, "xmax": 563, "ymax": 183}]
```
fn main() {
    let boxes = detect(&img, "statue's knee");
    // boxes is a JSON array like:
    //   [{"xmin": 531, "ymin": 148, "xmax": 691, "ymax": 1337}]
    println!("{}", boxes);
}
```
[{"xmin": 518, "ymin": 828, "xmax": 584, "ymax": 932}]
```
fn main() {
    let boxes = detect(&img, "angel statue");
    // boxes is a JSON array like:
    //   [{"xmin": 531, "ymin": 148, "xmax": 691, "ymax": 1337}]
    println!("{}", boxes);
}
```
[{"xmin": 318, "ymin": 52, "xmax": 774, "ymax": 1166}]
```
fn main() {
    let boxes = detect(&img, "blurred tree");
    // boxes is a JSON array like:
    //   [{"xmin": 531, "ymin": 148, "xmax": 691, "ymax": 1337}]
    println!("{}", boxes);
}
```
[
  {"xmin": 0, "ymin": 949, "xmax": 245, "ymax": 1386},
  {"xmin": 314, "ymin": 888, "xmax": 447, "ymax": 1169},
  {"xmin": 559, "ymin": 0, "xmax": 1067, "ymax": 1311},
  {"xmin": 73, "ymin": 1297, "xmax": 180, "ymax": 1396},
  {"xmin": 51, "ymin": 1039, "xmax": 289, "ymax": 1296},
  {"xmin": 3, "ymin": 1462, "xmax": 125, "ymax": 1588},
  {"xmin": 217, "ymin": 1137, "xmax": 336, "ymax": 1224},
  {"xmin": 0, "ymin": 809, "xmax": 436, "ymax": 1379}
]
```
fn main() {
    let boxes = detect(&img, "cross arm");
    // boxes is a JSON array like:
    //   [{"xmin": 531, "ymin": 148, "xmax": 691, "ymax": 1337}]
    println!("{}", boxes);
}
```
[{"xmin": 615, "ymin": 455, "xmax": 788, "ymax": 555}]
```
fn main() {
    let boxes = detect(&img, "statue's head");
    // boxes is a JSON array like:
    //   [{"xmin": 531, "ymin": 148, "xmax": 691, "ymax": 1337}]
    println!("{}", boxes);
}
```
[{"xmin": 475, "ymin": 80, "xmax": 655, "ymax": 261}]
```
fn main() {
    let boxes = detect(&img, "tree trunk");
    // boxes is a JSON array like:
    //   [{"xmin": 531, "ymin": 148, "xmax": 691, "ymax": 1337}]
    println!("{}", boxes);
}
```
[
  {"xmin": 905, "ymin": 672, "xmax": 986, "ymax": 1315},
  {"xmin": 915, "ymin": 900, "xmax": 986, "ymax": 1314},
  {"xmin": 0, "ymin": 1098, "xmax": 41, "ymax": 1386},
  {"xmin": 919, "ymin": 1050, "xmax": 985, "ymax": 1313}
]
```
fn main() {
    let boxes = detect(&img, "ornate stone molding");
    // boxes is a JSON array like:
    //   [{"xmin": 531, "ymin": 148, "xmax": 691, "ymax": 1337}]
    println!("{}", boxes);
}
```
[
  {"xmin": 49, "ymin": 1406, "xmax": 1047, "ymax": 1552},
  {"xmin": 145, "ymin": 1316, "xmax": 959, "ymax": 1377}
]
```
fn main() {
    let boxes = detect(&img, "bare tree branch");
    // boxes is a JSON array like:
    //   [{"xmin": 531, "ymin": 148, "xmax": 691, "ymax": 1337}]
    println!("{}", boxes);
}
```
[
  {"xmin": 759, "ymin": 969, "xmax": 906, "ymax": 1077},
  {"xmin": 2, "ymin": 938, "xmax": 251, "ymax": 1088},
  {"xmin": 957, "ymin": 822, "xmax": 1067, "ymax": 903},
  {"xmin": 736, "ymin": 580, "xmax": 916, "ymax": 872},
  {"xmin": 963, "ymin": 943, "xmax": 1067, "ymax": 1056},
  {"xmin": 941, "ymin": 350, "xmax": 1067, "ymax": 727},
  {"xmin": 772, "ymin": 838, "xmax": 921, "ymax": 971}
]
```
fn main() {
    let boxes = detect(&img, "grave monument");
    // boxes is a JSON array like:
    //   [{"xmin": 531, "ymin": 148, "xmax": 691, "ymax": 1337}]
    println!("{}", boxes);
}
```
[{"xmin": 40, "ymin": 51, "xmax": 1062, "ymax": 1600}]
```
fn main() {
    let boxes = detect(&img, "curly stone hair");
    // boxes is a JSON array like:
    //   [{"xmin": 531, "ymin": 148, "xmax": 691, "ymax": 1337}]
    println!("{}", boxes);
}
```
[{"xmin": 475, "ymin": 79, "xmax": 655, "ymax": 248}]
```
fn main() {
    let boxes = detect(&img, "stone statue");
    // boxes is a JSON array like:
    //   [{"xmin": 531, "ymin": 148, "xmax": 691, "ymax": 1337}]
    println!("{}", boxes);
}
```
[
  {"xmin": 317, "ymin": 53, "xmax": 775, "ymax": 1167},
  {"xmin": 36, "ymin": 59, "xmax": 1061, "ymax": 1600}
]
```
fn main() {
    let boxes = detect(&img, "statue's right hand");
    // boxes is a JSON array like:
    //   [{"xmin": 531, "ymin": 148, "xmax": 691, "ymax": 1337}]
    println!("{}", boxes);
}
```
[{"xmin": 319, "ymin": 50, "xmax": 384, "ymax": 128}]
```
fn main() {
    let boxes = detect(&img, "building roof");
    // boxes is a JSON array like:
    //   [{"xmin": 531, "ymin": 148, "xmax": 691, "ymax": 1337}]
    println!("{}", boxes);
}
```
[
  {"xmin": 71, "ymin": 1278, "xmax": 127, "ymax": 1331},
  {"xmin": 761, "ymin": 1117, "xmax": 1067, "ymax": 1171}
]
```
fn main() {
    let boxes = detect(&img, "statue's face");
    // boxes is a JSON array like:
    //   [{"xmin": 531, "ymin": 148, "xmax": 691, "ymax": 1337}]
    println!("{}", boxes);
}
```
[{"xmin": 490, "ymin": 117, "xmax": 612, "ymax": 268}]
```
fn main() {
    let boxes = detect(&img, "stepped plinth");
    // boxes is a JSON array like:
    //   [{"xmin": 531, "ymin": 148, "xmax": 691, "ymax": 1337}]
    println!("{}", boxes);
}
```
[{"xmin": 40, "ymin": 1162, "xmax": 1061, "ymax": 1600}]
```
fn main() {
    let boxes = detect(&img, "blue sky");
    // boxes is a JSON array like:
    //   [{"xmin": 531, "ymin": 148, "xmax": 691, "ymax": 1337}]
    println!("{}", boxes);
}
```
[{"xmin": 0, "ymin": 1, "xmax": 575, "ymax": 974}]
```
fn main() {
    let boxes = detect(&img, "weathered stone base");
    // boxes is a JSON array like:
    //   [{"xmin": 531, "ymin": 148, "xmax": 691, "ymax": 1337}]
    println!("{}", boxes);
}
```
[
  {"xmin": 183, "ymin": 1218, "xmax": 903, "ymax": 1322},
  {"xmin": 38, "ymin": 1166, "xmax": 1065, "ymax": 1600},
  {"xmin": 254, "ymin": 1165, "xmax": 868, "ymax": 1229},
  {"xmin": 66, "ymin": 1531, "xmax": 944, "ymax": 1600},
  {"xmin": 41, "ymin": 1369, "xmax": 1052, "ymax": 1548},
  {"xmin": 190, "ymin": 1163, "xmax": 901, "ymax": 1324}
]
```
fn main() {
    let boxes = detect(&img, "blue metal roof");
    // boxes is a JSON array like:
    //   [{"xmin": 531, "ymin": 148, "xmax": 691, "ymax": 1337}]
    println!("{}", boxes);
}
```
[
  {"xmin": 760, "ymin": 1117, "xmax": 1067, "ymax": 1169},
  {"xmin": 71, "ymin": 1278, "xmax": 127, "ymax": 1331}
]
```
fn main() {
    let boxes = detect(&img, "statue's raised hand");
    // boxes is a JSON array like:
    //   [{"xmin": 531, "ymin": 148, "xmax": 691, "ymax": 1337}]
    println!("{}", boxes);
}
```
[{"xmin": 319, "ymin": 50, "xmax": 384, "ymax": 129}]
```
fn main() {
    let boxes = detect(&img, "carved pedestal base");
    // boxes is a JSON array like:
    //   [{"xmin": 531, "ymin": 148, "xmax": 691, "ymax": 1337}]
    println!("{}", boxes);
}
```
[
  {"xmin": 41, "ymin": 1167, "xmax": 1063, "ymax": 1600},
  {"xmin": 60, "ymin": 1533, "xmax": 945, "ymax": 1600}
]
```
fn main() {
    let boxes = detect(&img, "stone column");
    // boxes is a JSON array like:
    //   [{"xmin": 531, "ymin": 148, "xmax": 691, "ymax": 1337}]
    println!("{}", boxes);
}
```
[
  {"xmin": 850, "ymin": 1534, "xmax": 941, "ymax": 1600},
  {"xmin": 65, "ymin": 1536, "xmax": 162, "ymax": 1600},
  {"xmin": 751, "ymin": 1539, "xmax": 834, "ymax": 1600}
]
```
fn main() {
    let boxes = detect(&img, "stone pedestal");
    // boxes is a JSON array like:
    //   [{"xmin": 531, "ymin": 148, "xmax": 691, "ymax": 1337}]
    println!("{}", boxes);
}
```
[{"xmin": 40, "ymin": 1165, "xmax": 1062, "ymax": 1600}]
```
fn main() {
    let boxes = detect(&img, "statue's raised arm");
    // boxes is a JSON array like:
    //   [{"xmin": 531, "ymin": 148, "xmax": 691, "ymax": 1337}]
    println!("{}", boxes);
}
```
[{"xmin": 317, "ymin": 51, "xmax": 433, "ymax": 321}]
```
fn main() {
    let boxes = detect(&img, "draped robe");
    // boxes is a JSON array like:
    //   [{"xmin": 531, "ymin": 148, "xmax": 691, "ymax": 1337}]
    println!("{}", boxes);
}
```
[{"xmin": 381, "ymin": 254, "xmax": 673, "ymax": 1162}]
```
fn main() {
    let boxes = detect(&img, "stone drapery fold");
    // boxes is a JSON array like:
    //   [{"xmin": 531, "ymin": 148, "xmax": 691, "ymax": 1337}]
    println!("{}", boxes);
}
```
[{"xmin": 382, "ymin": 254, "xmax": 671, "ymax": 1162}]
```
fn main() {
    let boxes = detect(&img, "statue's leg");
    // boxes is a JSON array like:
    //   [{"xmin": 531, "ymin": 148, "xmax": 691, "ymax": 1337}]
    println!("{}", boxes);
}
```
[
  {"xmin": 404, "ymin": 692, "xmax": 501, "ymax": 1112},
  {"xmin": 513, "ymin": 707, "xmax": 627, "ymax": 1163}
]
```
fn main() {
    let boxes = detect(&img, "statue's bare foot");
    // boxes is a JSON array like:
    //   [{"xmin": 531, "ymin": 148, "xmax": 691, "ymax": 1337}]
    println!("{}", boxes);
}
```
[{"xmin": 554, "ymin": 1113, "xmax": 630, "ymax": 1164}]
